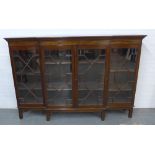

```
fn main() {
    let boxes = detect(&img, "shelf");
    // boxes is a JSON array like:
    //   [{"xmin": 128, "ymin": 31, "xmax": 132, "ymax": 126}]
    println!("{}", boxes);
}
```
[
  {"xmin": 45, "ymin": 60, "xmax": 105, "ymax": 65},
  {"xmin": 15, "ymin": 68, "xmax": 135, "ymax": 76},
  {"xmin": 45, "ymin": 72, "xmax": 72, "ymax": 76},
  {"xmin": 78, "ymin": 60, "xmax": 105, "ymax": 64},
  {"xmin": 17, "ymin": 81, "xmax": 134, "ymax": 92},
  {"xmin": 45, "ymin": 61, "xmax": 71, "ymax": 65},
  {"xmin": 79, "ymin": 82, "xmax": 133, "ymax": 91},
  {"xmin": 110, "ymin": 69, "xmax": 135, "ymax": 73},
  {"xmin": 47, "ymin": 99, "xmax": 72, "ymax": 105},
  {"xmin": 13, "ymin": 54, "xmax": 39, "ymax": 58},
  {"xmin": 16, "ymin": 71, "xmax": 40, "ymax": 75},
  {"xmin": 16, "ymin": 71, "xmax": 72, "ymax": 76},
  {"xmin": 18, "ymin": 96, "xmax": 43, "ymax": 103},
  {"xmin": 17, "ymin": 82, "xmax": 72, "ymax": 91},
  {"xmin": 47, "ymin": 82, "xmax": 72, "ymax": 91},
  {"xmin": 17, "ymin": 82, "xmax": 42, "ymax": 90},
  {"xmin": 108, "ymin": 97, "xmax": 132, "ymax": 103}
]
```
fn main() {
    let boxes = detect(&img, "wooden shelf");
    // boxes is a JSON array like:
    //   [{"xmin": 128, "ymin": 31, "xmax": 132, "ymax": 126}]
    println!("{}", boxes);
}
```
[
  {"xmin": 17, "ymin": 81, "xmax": 133, "ymax": 92},
  {"xmin": 110, "ymin": 69, "xmax": 135, "ymax": 73},
  {"xmin": 16, "ymin": 71, "xmax": 72, "ymax": 76},
  {"xmin": 45, "ymin": 60, "xmax": 105, "ymax": 65},
  {"xmin": 45, "ymin": 61, "xmax": 71, "ymax": 65},
  {"xmin": 16, "ymin": 71, "xmax": 40, "ymax": 75},
  {"xmin": 13, "ymin": 54, "xmax": 39, "ymax": 58}
]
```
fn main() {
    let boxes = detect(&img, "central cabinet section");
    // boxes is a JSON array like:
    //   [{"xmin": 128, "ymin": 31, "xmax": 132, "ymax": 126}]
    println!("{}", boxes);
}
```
[
  {"xmin": 42, "ymin": 45, "xmax": 107, "ymax": 107},
  {"xmin": 42, "ymin": 46, "xmax": 73, "ymax": 106}
]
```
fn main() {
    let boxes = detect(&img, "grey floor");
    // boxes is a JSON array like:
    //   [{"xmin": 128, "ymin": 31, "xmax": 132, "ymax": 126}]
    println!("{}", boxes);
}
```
[{"xmin": 0, "ymin": 108, "xmax": 155, "ymax": 125}]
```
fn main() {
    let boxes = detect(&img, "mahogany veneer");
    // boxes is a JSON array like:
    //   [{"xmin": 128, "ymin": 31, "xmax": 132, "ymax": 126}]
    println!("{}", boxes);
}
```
[{"xmin": 5, "ymin": 35, "xmax": 146, "ymax": 121}]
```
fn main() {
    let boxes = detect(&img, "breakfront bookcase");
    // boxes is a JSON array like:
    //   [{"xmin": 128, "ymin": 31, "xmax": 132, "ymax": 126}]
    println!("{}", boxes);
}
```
[{"xmin": 5, "ymin": 35, "xmax": 146, "ymax": 121}]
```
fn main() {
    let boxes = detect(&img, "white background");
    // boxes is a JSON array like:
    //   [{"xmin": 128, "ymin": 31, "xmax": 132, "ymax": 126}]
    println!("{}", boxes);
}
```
[
  {"xmin": 0, "ymin": 1, "xmax": 155, "ymax": 155},
  {"xmin": 0, "ymin": 29, "xmax": 155, "ymax": 108}
]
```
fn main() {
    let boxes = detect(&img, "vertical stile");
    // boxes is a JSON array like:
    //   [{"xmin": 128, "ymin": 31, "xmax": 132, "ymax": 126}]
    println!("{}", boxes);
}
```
[
  {"xmin": 39, "ymin": 43, "xmax": 48, "ymax": 106},
  {"xmin": 72, "ymin": 45, "xmax": 78, "ymax": 107},
  {"xmin": 103, "ymin": 47, "xmax": 111, "ymax": 107}
]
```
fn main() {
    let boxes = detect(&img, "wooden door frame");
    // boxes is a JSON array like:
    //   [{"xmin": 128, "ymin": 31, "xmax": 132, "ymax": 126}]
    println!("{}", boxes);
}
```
[
  {"xmin": 106, "ymin": 45, "xmax": 141, "ymax": 111},
  {"xmin": 9, "ymin": 45, "xmax": 45, "ymax": 105},
  {"xmin": 76, "ymin": 45, "xmax": 109, "ymax": 108},
  {"xmin": 40, "ymin": 45, "xmax": 76, "ymax": 108}
]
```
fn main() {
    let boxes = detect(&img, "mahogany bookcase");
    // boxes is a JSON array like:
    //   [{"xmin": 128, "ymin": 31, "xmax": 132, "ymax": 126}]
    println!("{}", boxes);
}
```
[{"xmin": 5, "ymin": 35, "xmax": 146, "ymax": 121}]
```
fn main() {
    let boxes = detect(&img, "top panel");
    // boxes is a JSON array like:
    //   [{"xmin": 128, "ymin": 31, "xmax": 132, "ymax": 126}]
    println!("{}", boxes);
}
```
[
  {"xmin": 5, "ymin": 35, "xmax": 146, "ymax": 47},
  {"xmin": 5, "ymin": 35, "xmax": 146, "ymax": 41}
]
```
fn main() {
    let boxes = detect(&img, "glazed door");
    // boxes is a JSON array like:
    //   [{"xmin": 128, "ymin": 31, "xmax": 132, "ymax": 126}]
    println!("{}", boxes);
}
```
[
  {"xmin": 43, "ymin": 46, "xmax": 73, "ymax": 106},
  {"xmin": 108, "ymin": 48, "xmax": 138, "ymax": 104},
  {"xmin": 10, "ymin": 47, "xmax": 43, "ymax": 104},
  {"xmin": 77, "ymin": 46, "xmax": 107, "ymax": 106}
]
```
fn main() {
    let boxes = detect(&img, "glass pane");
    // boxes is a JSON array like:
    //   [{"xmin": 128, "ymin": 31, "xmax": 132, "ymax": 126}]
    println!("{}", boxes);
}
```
[
  {"xmin": 13, "ymin": 49, "xmax": 43, "ymax": 103},
  {"xmin": 44, "ymin": 49, "xmax": 72, "ymax": 106},
  {"xmin": 78, "ymin": 49, "xmax": 106, "ymax": 105},
  {"xmin": 108, "ymin": 48, "xmax": 137, "ymax": 103}
]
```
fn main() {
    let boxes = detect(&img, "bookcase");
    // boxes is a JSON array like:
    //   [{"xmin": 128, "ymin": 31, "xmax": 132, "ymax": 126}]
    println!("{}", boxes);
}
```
[{"xmin": 5, "ymin": 35, "xmax": 146, "ymax": 121}]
